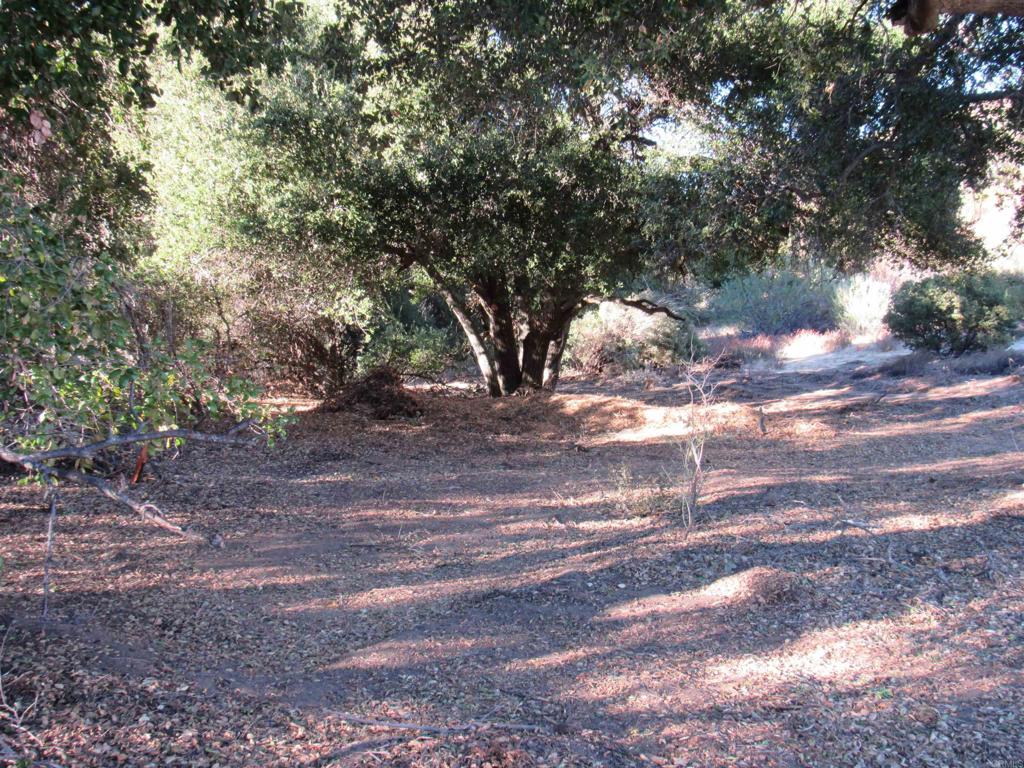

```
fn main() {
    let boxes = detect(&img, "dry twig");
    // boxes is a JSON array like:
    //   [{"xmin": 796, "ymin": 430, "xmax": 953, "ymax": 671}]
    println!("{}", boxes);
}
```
[
  {"xmin": 675, "ymin": 357, "xmax": 719, "ymax": 528},
  {"xmin": 837, "ymin": 518, "xmax": 879, "ymax": 533},
  {"xmin": 325, "ymin": 711, "xmax": 545, "ymax": 736}
]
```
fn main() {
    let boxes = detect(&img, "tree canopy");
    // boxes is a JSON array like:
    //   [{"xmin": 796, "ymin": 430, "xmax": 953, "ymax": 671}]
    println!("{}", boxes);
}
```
[
  {"xmin": 238, "ymin": 6, "xmax": 656, "ymax": 394},
  {"xmin": 3, "ymin": 0, "xmax": 1022, "ymax": 410},
  {"xmin": 231, "ymin": 0, "xmax": 1022, "ymax": 393}
]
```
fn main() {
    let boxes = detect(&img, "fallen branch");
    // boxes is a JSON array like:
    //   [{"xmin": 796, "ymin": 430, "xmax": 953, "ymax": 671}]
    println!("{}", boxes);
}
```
[
  {"xmin": 836, "ymin": 518, "xmax": 879, "ymax": 533},
  {"xmin": 326, "ymin": 711, "xmax": 545, "ymax": 736},
  {"xmin": 0, "ymin": 423, "xmax": 257, "ymax": 545}
]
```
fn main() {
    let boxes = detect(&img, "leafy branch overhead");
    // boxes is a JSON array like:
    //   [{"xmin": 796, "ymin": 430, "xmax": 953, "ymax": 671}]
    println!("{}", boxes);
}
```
[{"xmin": 0, "ymin": 0, "xmax": 302, "ymax": 113}]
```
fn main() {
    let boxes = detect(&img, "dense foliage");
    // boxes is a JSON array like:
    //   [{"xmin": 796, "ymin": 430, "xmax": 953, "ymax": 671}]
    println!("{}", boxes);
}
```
[
  {"xmin": 238, "ymin": 11, "xmax": 653, "ymax": 394},
  {"xmin": 1, "ymin": 2, "xmax": 301, "ymax": 464},
  {"xmin": 353, "ymin": 1, "xmax": 1023, "ymax": 278},
  {"xmin": 0, "ymin": 0, "xmax": 300, "ymax": 112},
  {"xmin": 710, "ymin": 268, "xmax": 838, "ymax": 336},
  {"xmin": 0, "ymin": 188, "xmax": 272, "ymax": 457},
  {"xmin": 885, "ymin": 273, "xmax": 1017, "ymax": 355},
  {"xmin": 225, "ymin": 0, "xmax": 1024, "ymax": 393},
  {"xmin": 621, "ymin": 1, "xmax": 1022, "ymax": 275},
  {"xmin": 2, "ymin": 0, "xmax": 1022, "ymax": 439}
]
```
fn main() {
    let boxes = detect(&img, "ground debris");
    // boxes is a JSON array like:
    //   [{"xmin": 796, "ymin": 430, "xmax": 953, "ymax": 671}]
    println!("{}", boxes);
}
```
[{"xmin": 1, "ymin": 366, "xmax": 1023, "ymax": 766}]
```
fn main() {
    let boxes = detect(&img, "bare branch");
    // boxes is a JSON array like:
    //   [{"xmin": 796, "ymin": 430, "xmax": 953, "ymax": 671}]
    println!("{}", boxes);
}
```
[
  {"xmin": 22, "ymin": 422, "xmax": 258, "ymax": 464},
  {"xmin": 959, "ymin": 89, "xmax": 1023, "ymax": 105},
  {"xmin": 838, "ymin": 141, "xmax": 883, "ymax": 186},
  {"xmin": 621, "ymin": 133, "xmax": 657, "ymax": 147}
]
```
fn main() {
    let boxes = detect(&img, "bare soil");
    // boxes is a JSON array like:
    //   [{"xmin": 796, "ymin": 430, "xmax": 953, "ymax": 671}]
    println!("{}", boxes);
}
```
[{"xmin": 1, "ymin": 363, "xmax": 1023, "ymax": 767}]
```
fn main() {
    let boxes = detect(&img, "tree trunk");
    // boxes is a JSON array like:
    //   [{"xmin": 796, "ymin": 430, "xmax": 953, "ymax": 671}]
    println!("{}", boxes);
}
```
[
  {"xmin": 543, "ymin": 318, "xmax": 572, "ymax": 390},
  {"xmin": 477, "ymin": 292, "xmax": 523, "ymax": 395},
  {"xmin": 520, "ymin": 329, "xmax": 551, "ymax": 389},
  {"xmin": 439, "ymin": 288, "xmax": 501, "ymax": 397},
  {"xmin": 890, "ymin": 0, "xmax": 1024, "ymax": 33}
]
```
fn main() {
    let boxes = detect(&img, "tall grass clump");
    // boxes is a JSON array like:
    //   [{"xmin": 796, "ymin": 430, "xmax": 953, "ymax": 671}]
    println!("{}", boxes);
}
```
[{"xmin": 832, "ymin": 274, "xmax": 892, "ymax": 338}]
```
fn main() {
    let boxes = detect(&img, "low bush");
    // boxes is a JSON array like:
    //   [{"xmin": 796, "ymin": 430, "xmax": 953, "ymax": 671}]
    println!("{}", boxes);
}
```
[
  {"xmin": 989, "ymin": 271, "xmax": 1024, "ymax": 323},
  {"xmin": 948, "ymin": 349, "xmax": 1019, "ymax": 375},
  {"xmin": 878, "ymin": 351, "xmax": 934, "ymax": 378},
  {"xmin": 360, "ymin": 320, "xmax": 464, "ymax": 380},
  {"xmin": 317, "ymin": 367, "xmax": 423, "ymax": 419},
  {"xmin": 1, "ymin": 188, "xmax": 275, "ymax": 457},
  {"xmin": 884, "ymin": 273, "xmax": 1015, "ymax": 356}
]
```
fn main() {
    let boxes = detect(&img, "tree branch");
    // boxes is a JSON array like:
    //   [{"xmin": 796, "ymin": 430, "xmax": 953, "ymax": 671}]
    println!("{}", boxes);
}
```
[
  {"xmin": 588, "ymin": 296, "xmax": 695, "ymax": 324},
  {"xmin": 959, "ymin": 88, "xmax": 1023, "ymax": 104},
  {"xmin": 621, "ymin": 133, "xmax": 657, "ymax": 147},
  {"xmin": 0, "ymin": 445, "xmax": 207, "ymax": 543},
  {"xmin": 838, "ymin": 141, "xmax": 883, "ymax": 186}
]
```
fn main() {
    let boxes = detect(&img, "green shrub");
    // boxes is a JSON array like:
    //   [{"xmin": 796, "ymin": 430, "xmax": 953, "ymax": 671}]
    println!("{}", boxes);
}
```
[
  {"xmin": 360, "ymin": 320, "xmax": 464, "ymax": 379},
  {"xmin": 0, "ymin": 185, "xmax": 277, "ymax": 456},
  {"xmin": 884, "ymin": 273, "xmax": 1015, "ymax": 356},
  {"xmin": 710, "ymin": 269, "xmax": 835, "ymax": 335},
  {"xmin": 990, "ymin": 271, "xmax": 1024, "ymax": 323}
]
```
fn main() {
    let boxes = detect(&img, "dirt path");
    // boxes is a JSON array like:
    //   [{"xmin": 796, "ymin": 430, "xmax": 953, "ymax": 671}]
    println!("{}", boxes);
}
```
[{"xmin": 1, "ymin": 366, "xmax": 1023, "ymax": 766}]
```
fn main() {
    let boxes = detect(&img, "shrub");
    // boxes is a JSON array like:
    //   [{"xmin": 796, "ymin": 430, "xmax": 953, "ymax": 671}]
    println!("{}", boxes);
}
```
[
  {"xmin": 360, "ymin": 320, "xmax": 464, "ymax": 380},
  {"xmin": 317, "ymin": 367, "xmax": 423, "ymax": 419},
  {"xmin": 949, "ymin": 349, "xmax": 1019, "ymax": 376},
  {"xmin": 0, "ymin": 186, "xmax": 275, "ymax": 456},
  {"xmin": 884, "ymin": 273, "xmax": 1015, "ymax": 356},
  {"xmin": 989, "ymin": 271, "xmax": 1024, "ymax": 324},
  {"xmin": 710, "ymin": 269, "xmax": 835, "ymax": 335},
  {"xmin": 878, "ymin": 351, "xmax": 934, "ymax": 378},
  {"xmin": 565, "ymin": 299, "xmax": 705, "ymax": 374}
]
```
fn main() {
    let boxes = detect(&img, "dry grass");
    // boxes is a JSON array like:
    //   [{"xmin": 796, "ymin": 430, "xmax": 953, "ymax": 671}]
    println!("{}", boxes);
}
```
[
  {"xmin": 948, "ymin": 348, "xmax": 1021, "ymax": 375},
  {"xmin": 704, "ymin": 328, "xmax": 855, "ymax": 369}
]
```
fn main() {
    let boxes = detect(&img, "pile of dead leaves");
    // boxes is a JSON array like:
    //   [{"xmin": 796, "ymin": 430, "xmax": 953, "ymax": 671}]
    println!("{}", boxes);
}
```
[{"xmin": 317, "ymin": 367, "xmax": 423, "ymax": 420}]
